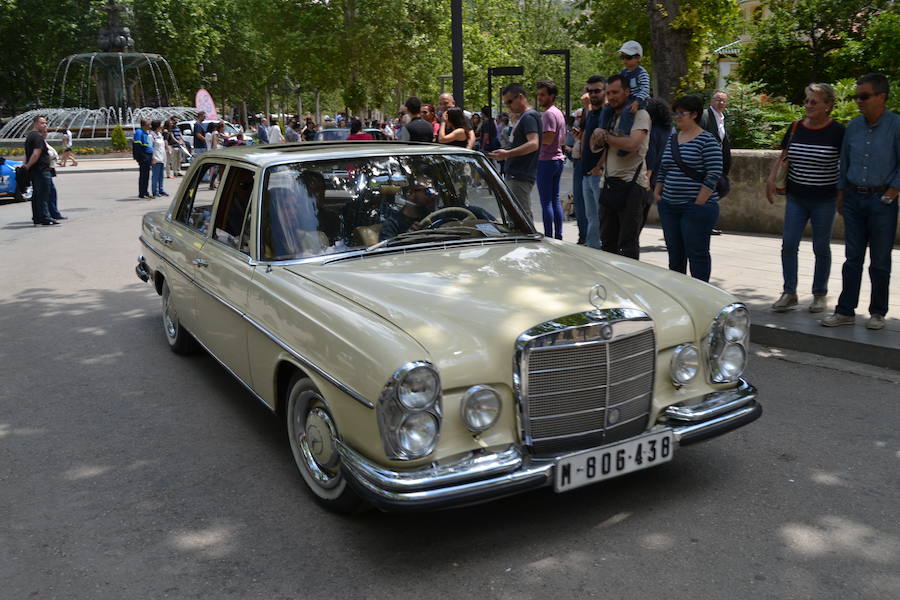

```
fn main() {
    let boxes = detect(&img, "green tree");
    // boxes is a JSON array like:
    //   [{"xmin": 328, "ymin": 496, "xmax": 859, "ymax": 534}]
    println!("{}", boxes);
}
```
[
  {"xmin": 571, "ymin": 0, "xmax": 741, "ymax": 102},
  {"xmin": 738, "ymin": 0, "xmax": 894, "ymax": 104}
]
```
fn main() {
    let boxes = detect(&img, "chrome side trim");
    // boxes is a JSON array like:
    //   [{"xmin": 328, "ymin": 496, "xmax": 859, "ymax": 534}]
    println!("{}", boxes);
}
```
[
  {"xmin": 139, "ymin": 237, "xmax": 375, "ymax": 409},
  {"xmin": 670, "ymin": 404, "xmax": 761, "ymax": 445},
  {"xmin": 663, "ymin": 379, "xmax": 756, "ymax": 423},
  {"xmin": 337, "ymin": 443, "xmax": 524, "ymax": 492}
]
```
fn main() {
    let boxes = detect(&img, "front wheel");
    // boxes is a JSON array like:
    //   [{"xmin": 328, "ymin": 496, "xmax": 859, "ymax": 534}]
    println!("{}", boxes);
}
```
[
  {"xmin": 285, "ymin": 375, "xmax": 366, "ymax": 513},
  {"xmin": 161, "ymin": 280, "xmax": 198, "ymax": 354}
]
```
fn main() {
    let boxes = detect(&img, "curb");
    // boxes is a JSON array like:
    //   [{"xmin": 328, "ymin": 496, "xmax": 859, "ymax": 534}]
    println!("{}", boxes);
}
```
[{"xmin": 750, "ymin": 309, "xmax": 900, "ymax": 371}]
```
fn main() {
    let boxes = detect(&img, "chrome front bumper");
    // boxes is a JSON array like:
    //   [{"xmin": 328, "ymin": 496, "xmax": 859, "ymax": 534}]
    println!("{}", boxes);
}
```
[{"xmin": 339, "ymin": 379, "xmax": 760, "ymax": 511}]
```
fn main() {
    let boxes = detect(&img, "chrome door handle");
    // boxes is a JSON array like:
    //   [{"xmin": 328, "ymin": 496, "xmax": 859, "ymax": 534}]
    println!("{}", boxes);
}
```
[
  {"xmin": 159, "ymin": 234, "xmax": 173, "ymax": 244},
  {"xmin": 192, "ymin": 258, "xmax": 209, "ymax": 268}
]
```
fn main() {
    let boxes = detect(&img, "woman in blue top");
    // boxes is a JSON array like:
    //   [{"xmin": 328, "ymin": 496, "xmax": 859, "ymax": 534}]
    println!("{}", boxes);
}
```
[{"xmin": 653, "ymin": 96, "xmax": 723, "ymax": 282}]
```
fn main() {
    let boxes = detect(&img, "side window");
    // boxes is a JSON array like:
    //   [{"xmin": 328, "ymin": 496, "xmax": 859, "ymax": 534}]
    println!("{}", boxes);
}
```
[
  {"xmin": 210, "ymin": 165, "xmax": 255, "ymax": 253},
  {"xmin": 174, "ymin": 162, "xmax": 224, "ymax": 234}
]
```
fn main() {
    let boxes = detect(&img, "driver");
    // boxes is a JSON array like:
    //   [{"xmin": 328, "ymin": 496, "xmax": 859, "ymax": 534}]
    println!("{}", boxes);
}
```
[{"xmin": 379, "ymin": 175, "xmax": 439, "ymax": 240}]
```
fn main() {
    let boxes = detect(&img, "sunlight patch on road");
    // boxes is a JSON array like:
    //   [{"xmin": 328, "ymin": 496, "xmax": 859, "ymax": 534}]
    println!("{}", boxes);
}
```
[
  {"xmin": 169, "ymin": 525, "xmax": 236, "ymax": 558},
  {"xmin": 810, "ymin": 470, "xmax": 847, "ymax": 486},
  {"xmin": 638, "ymin": 532, "xmax": 674, "ymax": 550},
  {"xmin": 780, "ymin": 516, "xmax": 900, "ymax": 563},
  {"xmin": 64, "ymin": 464, "xmax": 112, "ymax": 480},
  {"xmin": 79, "ymin": 351, "xmax": 125, "ymax": 365}
]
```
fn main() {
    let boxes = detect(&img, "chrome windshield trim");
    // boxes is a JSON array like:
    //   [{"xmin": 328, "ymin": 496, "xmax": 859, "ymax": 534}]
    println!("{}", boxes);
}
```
[
  {"xmin": 139, "ymin": 237, "xmax": 375, "ymax": 409},
  {"xmin": 337, "ymin": 442, "xmax": 523, "ymax": 492}
]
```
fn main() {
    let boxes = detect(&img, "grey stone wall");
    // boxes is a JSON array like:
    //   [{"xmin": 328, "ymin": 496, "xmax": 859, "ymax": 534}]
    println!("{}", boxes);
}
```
[{"xmin": 646, "ymin": 149, "xmax": 900, "ymax": 244}]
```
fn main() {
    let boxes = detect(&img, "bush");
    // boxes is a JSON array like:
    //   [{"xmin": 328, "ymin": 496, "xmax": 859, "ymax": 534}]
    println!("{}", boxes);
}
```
[{"xmin": 111, "ymin": 124, "xmax": 129, "ymax": 150}]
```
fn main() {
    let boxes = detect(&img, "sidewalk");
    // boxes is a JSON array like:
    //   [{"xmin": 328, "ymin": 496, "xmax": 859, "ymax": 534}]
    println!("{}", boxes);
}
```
[
  {"xmin": 55, "ymin": 157, "xmax": 137, "ymax": 174},
  {"xmin": 60, "ymin": 157, "xmax": 900, "ymax": 369}
]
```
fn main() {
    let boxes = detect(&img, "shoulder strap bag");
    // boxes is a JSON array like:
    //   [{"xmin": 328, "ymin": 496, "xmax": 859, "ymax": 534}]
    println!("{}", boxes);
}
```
[
  {"xmin": 774, "ymin": 120, "xmax": 800, "ymax": 195},
  {"xmin": 600, "ymin": 160, "xmax": 644, "ymax": 211},
  {"xmin": 669, "ymin": 134, "xmax": 730, "ymax": 198}
]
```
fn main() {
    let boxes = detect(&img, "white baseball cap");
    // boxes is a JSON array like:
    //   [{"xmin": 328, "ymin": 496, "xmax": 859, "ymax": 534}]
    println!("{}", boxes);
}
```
[{"xmin": 617, "ymin": 41, "xmax": 643, "ymax": 56}]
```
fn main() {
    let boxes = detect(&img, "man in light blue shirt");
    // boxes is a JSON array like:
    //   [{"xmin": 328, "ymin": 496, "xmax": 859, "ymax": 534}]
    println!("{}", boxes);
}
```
[{"xmin": 822, "ymin": 73, "xmax": 900, "ymax": 331}]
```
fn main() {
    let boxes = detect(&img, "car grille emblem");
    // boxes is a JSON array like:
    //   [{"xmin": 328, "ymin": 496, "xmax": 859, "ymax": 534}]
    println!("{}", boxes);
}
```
[{"xmin": 589, "ymin": 284, "xmax": 607, "ymax": 309}]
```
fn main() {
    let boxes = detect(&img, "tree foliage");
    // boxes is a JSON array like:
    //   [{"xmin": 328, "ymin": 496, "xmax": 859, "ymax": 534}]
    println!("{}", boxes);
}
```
[
  {"xmin": 738, "ymin": 0, "xmax": 896, "ymax": 104},
  {"xmin": 571, "ymin": 0, "xmax": 741, "ymax": 101}
]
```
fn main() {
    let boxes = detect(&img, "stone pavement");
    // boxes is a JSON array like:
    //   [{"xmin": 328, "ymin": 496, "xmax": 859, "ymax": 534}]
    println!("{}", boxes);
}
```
[{"xmin": 59, "ymin": 156, "xmax": 900, "ymax": 369}]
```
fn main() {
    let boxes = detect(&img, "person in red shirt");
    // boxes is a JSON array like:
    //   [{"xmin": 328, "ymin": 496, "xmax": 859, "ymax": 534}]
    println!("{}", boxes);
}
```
[{"xmin": 347, "ymin": 119, "xmax": 374, "ymax": 141}]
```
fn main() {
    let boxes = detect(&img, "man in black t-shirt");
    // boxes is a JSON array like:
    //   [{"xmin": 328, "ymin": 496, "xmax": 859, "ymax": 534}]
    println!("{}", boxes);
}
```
[
  {"xmin": 23, "ymin": 115, "xmax": 56, "ymax": 226},
  {"xmin": 192, "ymin": 111, "xmax": 208, "ymax": 155},
  {"xmin": 488, "ymin": 83, "xmax": 541, "ymax": 222},
  {"xmin": 400, "ymin": 97, "xmax": 434, "ymax": 142}
]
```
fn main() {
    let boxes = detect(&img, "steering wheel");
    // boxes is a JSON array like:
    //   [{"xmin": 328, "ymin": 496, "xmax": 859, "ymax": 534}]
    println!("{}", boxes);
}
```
[{"xmin": 417, "ymin": 207, "xmax": 477, "ymax": 229}]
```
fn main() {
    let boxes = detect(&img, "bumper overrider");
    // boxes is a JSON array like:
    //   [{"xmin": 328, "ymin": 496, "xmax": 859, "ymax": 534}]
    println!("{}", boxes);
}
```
[{"xmin": 339, "ymin": 379, "xmax": 760, "ymax": 511}]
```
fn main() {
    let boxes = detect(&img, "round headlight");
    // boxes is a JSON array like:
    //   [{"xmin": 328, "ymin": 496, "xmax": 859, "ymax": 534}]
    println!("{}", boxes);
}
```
[
  {"xmin": 723, "ymin": 306, "xmax": 750, "ymax": 343},
  {"xmin": 461, "ymin": 385, "xmax": 502, "ymax": 432},
  {"xmin": 717, "ymin": 343, "xmax": 748, "ymax": 381},
  {"xmin": 398, "ymin": 365, "xmax": 439, "ymax": 410},
  {"xmin": 397, "ymin": 411, "xmax": 439, "ymax": 456},
  {"xmin": 670, "ymin": 344, "xmax": 700, "ymax": 385}
]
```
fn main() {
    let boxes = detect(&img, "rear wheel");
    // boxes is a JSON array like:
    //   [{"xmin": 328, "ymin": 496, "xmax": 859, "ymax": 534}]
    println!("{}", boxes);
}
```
[
  {"xmin": 161, "ymin": 280, "xmax": 198, "ymax": 354},
  {"xmin": 285, "ymin": 375, "xmax": 366, "ymax": 513}
]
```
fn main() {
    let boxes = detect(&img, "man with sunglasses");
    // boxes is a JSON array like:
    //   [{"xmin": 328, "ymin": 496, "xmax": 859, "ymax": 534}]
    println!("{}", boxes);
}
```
[
  {"xmin": 579, "ymin": 75, "xmax": 607, "ymax": 249},
  {"xmin": 822, "ymin": 73, "xmax": 899, "ymax": 331},
  {"xmin": 488, "ymin": 83, "xmax": 542, "ymax": 222}
]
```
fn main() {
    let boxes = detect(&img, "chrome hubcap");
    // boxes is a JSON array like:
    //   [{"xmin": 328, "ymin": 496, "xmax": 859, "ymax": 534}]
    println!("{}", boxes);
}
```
[{"xmin": 294, "ymin": 400, "xmax": 340, "ymax": 488}]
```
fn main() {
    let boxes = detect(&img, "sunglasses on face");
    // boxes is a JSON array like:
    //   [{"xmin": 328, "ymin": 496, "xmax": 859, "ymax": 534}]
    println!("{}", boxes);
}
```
[
  {"xmin": 587, "ymin": 88, "xmax": 604, "ymax": 94},
  {"xmin": 672, "ymin": 111, "xmax": 691, "ymax": 118},
  {"xmin": 620, "ymin": 54, "xmax": 639, "ymax": 60},
  {"xmin": 854, "ymin": 92, "xmax": 882, "ymax": 101}
]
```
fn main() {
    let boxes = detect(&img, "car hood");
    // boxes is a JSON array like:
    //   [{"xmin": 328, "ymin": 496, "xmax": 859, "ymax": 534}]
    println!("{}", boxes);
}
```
[{"xmin": 286, "ymin": 240, "xmax": 732, "ymax": 387}]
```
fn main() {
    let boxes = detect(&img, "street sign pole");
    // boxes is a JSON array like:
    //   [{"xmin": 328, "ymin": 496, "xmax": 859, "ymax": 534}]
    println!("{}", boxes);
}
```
[{"xmin": 451, "ymin": 0, "xmax": 464, "ymax": 109}]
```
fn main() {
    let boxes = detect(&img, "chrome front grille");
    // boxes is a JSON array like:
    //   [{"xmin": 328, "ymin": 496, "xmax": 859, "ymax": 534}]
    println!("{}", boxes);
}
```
[{"xmin": 516, "ymin": 311, "xmax": 656, "ymax": 456}]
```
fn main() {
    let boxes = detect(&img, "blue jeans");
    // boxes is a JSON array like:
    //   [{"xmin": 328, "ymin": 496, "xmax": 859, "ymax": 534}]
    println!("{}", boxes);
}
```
[
  {"xmin": 657, "ymin": 201, "xmax": 720, "ymax": 282},
  {"xmin": 836, "ymin": 190, "xmax": 899, "ymax": 317},
  {"xmin": 30, "ymin": 169, "xmax": 52, "ymax": 223},
  {"xmin": 151, "ymin": 162, "xmax": 165, "ymax": 195},
  {"xmin": 781, "ymin": 194, "xmax": 835, "ymax": 295},
  {"xmin": 537, "ymin": 159, "xmax": 565, "ymax": 239},
  {"xmin": 48, "ymin": 178, "xmax": 63, "ymax": 219},
  {"xmin": 581, "ymin": 173, "xmax": 602, "ymax": 249},
  {"xmin": 571, "ymin": 160, "xmax": 586, "ymax": 243}
]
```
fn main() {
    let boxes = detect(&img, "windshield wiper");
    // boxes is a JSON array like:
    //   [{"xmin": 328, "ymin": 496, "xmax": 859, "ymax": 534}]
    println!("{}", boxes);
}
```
[{"xmin": 367, "ymin": 226, "xmax": 480, "ymax": 250}]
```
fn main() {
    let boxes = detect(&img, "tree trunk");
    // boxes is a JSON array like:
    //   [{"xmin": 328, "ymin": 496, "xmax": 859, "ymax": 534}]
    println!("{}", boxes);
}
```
[{"xmin": 647, "ymin": 0, "xmax": 692, "ymax": 103}]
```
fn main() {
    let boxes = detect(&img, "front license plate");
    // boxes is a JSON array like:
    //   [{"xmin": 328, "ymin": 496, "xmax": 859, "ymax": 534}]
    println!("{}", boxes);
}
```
[{"xmin": 554, "ymin": 429, "xmax": 674, "ymax": 492}]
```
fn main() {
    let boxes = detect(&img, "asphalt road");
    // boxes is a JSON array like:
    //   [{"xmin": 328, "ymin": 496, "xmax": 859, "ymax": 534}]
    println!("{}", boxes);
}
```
[{"xmin": 1, "ymin": 171, "xmax": 899, "ymax": 599}]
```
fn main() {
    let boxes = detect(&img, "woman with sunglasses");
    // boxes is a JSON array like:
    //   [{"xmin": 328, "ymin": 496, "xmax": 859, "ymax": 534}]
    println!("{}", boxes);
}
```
[
  {"xmin": 438, "ymin": 107, "xmax": 474, "ymax": 149},
  {"xmin": 766, "ymin": 83, "xmax": 845, "ymax": 314},
  {"xmin": 653, "ymin": 96, "xmax": 723, "ymax": 282}
]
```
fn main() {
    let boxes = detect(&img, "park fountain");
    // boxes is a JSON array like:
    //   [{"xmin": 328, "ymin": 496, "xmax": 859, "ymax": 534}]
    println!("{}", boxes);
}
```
[{"xmin": 0, "ymin": 1, "xmax": 197, "ymax": 141}]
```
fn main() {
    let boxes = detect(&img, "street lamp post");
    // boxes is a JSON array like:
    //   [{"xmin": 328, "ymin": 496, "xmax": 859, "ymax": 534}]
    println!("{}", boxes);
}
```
[
  {"xmin": 438, "ymin": 74, "xmax": 452, "ymax": 95},
  {"xmin": 488, "ymin": 66, "xmax": 524, "ymax": 114},
  {"xmin": 539, "ymin": 49, "xmax": 570, "ymax": 117},
  {"xmin": 451, "ymin": 0, "xmax": 464, "ymax": 109}
]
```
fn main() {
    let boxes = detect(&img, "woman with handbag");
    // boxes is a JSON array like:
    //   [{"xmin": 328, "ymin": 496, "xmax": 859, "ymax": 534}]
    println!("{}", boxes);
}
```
[
  {"xmin": 766, "ymin": 83, "xmax": 845, "ymax": 313},
  {"xmin": 653, "ymin": 95, "xmax": 723, "ymax": 282}
]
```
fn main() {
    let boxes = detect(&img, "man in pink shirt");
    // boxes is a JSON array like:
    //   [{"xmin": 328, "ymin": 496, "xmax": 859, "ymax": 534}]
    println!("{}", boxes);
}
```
[{"xmin": 536, "ymin": 80, "xmax": 567, "ymax": 238}]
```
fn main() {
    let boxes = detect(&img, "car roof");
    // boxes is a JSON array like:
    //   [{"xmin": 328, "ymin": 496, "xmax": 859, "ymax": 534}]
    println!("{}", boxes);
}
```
[{"xmin": 196, "ymin": 142, "xmax": 478, "ymax": 168}]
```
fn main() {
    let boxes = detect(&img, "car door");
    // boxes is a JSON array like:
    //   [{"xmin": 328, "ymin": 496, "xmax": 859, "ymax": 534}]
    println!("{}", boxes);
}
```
[
  {"xmin": 190, "ymin": 162, "xmax": 256, "ymax": 385},
  {"xmin": 165, "ymin": 161, "xmax": 223, "ymax": 330}
]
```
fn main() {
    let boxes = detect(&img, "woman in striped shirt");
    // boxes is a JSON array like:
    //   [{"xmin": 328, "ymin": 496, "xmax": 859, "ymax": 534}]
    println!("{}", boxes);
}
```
[
  {"xmin": 653, "ymin": 96, "xmax": 723, "ymax": 282},
  {"xmin": 766, "ymin": 83, "xmax": 845, "ymax": 313}
]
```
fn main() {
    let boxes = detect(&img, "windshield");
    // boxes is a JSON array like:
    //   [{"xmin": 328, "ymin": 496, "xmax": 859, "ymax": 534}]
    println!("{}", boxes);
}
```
[{"xmin": 259, "ymin": 153, "xmax": 533, "ymax": 260}]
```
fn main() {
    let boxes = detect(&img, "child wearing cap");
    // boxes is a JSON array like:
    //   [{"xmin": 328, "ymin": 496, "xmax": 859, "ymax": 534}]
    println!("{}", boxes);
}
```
[{"xmin": 602, "ymin": 40, "xmax": 651, "ymax": 156}]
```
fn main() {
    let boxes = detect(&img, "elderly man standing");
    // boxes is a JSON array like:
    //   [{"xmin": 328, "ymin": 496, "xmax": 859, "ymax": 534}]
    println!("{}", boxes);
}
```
[
  {"xmin": 822, "ymin": 73, "xmax": 900, "ymax": 331},
  {"xmin": 257, "ymin": 117, "xmax": 269, "ymax": 144},
  {"xmin": 701, "ymin": 90, "xmax": 731, "ymax": 235}
]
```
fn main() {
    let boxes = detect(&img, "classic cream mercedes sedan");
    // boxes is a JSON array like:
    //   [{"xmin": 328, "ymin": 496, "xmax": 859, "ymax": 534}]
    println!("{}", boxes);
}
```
[{"xmin": 136, "ymin": 141, "xmax": 761, "ymax": 512}]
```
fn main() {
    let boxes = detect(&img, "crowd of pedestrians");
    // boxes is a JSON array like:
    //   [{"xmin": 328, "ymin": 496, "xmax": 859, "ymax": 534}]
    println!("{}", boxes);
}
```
[{"xmin": 19, "ymin": 41, "xmax": 896, "ymax": 328}]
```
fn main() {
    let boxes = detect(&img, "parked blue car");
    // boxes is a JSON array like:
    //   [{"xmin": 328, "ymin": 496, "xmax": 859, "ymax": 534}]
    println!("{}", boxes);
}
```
[{"xmin": 0, "ymin": 156, "xmax": 32, "ymax": 202}]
